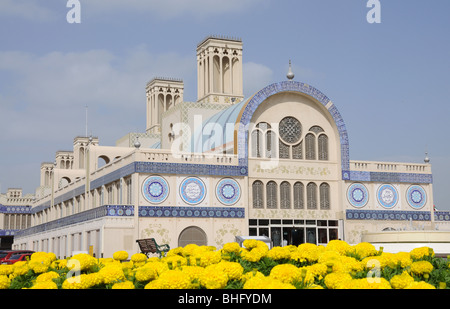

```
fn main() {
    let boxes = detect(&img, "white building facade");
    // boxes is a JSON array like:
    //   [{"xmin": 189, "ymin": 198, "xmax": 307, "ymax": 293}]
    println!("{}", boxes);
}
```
[{"xmin": 7, "ymin": 36, "xmax": 449, "ymax": 258}]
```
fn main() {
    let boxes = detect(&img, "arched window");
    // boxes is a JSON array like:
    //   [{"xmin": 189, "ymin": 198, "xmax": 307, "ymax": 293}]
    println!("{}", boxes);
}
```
[
  {"xmin": 318, "ymin": 134, "xmax": 329, "ymax": 161},
  {"xmin": 266, "ymin": 181, "xmax": 278, "ymax": 209},
  {"xmin": 305, "ymin": 133, "xmax": 316, "ymax": 160},
  {"xmin": 320, "ymin": 183, "xmax": 331, "ymax": 210},
  {"xmin": 266, "ymin": 130, "xmax": 276, "ymax": 158},
  {"xmin": 280, "ymin": 181, "xmax": 291, "ymax": 209},
  {"xmin": 178, "ymin": 226, "xmax": 207, "ymax": 247},
  {"xmin": 307, "ymin": 182, "xmax": 317, "ymax": 209},
  {"xmin": 251, "ymin": 130, "xmax": 262, "ymax": 158},
  {"xmin": 292, "ymin": 141, "xmax": 303, "ymax": 159},
  {"xmin": 293, "ymin": 182, "xmax": 304, "ymax": 209},
  {"xmin": 279, "ymin": 140, "xmax": 290, "ymax": 159},
  {"xmin": 252, "ymin": 180, "xmax": 264, "ymax": 208}
]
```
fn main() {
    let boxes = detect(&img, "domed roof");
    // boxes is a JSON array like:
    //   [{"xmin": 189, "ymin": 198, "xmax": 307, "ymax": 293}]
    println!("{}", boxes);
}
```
[{"xmin": 191, "ymin": 98, "xmax": 249, "ymax": 153}]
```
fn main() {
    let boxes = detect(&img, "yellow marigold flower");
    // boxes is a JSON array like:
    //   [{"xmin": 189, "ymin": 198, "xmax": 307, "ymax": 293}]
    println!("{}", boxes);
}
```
[
  {"xmin": 350, "ymin": 242, "xmax": 378, "ymax": 259},
  {"xmin": 405, "ymin": 281, "xmax": 436, "ymax": 289},
  {"xmin": 193, "ymin": 250, "xmax": 221, "ymax": 267},
  {"xmin": 410, "ymin": 247, "xmax": 434, "ymax": 260},
  {"xmin": 241, "ymin": 247, "xmax": 267, "ymax": 263},
  {"xmin": 410, "ymin": 261, "xmax": 433, "ymax": 275},
  {"xmin": 144, "ymin": 279, "xmax": 164, "ymax": 289},
  {"xmin": 29, "ymin": 260, "xmax": 49, "ymax": 274},
  {"xmin": 338, "ymin": 278, "xmax": 391, "ymax": 289},
  {"xmin": 318, "ymin": 250, "xmax": 341, "ymax": 265},
  {"xmin": 267, "ymin": 246, "xmax": 291, "ymax": 260},
  {"xmin": 199, "ymin": 265, "xmax": 229, "ymax": 289},
  {"xmin": 68, "ymin": 253, "xmax": 97, "ymax": 272},
  {"xmin": 302, "ymin": 263, "xmax": 328, "ymax": 281},
  {"xmin": 135, "ymin": 266, "xmax": 157, "ymax": 282},
  {"xmin": 31, "ymin": 252, "xmax": 56, "ymax": 266},
  {"xmin": 390, "ymin": 271, "xmax": 415, "ymax": 289},
  {"xmin": 99, "ymin": 264, "xmax": 126, "ymax": 284},
  {"xmin": 113, "ymin": 250, "xmax": 129, "ymax": 261},
  {"xmin": 216, "ymin": 261, "xmax": 243, "ymax": 281},
  {"xmin": 112, "ymin": 281, "xmax": 135, "ymax": 289},
  {"xmin": 291, "ymin": 243, "xmax": 324, "ymax": 263},
  {"xmin": 243, "ymin": 276, "xmax": 295, "ymax": 289},
  {"xmin": 385, "ymin": 252, "xmax": 412, "ymax": 269},
  {"xmin": 62, "ymin": 274, "xmax": 92, "ymax": 289},
  {"xmin": 0, "ymin": 265, "xmax": 13, "ymax": 276},
  {"xmin": 130, "ymin": 253, "xmax": 147, "ymax": 263},
  {"xmin": 163, "ymin": 254, "xmax": 187, "ymax": 269},
  {"xmin": 241, "ymin": 270, "xmax": 265, "ymax": 283},
  {"xmin": 35, "ymin": 271, "xmax": 60, "ymax": 283},
  {"xmin": 12, "ymin": 261, "xmax": 29, "ymax": 276},
  {"xmin": 325, "ymin": 239, "xmax": 351, "ymax": 256},
  {"xmin": 270, "ymin": 264, "xmax": 301, "ymax": 284},
  {"xmin": 324, "ymin": 272, "xmax": 352, "ymax": 289},
  {"xmin": 181, "ymin": 265, "xmax": 205, "ymax": 282},
  {"xmin": 52, "ymin": 259, "xmax": 67, "ymax": 270},
  {"xmin": 30, "ymin": 281, "xmax": 58, "ymax": 289},
  {"xmin": 222, "ymin": 242, "xmax": 242, "ymax": 254},
  {"xmin": 0, "ymin": 275, "xmax": 10, "ymax": 289}
]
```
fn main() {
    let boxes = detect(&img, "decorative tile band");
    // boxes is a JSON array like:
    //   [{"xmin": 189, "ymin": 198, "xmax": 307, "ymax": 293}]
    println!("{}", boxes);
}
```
[
  {"xmin": 346, "ymin": 209, "xmax": 431, "ymax": 221},
  {"xmin": 14, "ymin": 205, "xmax": 134, "ymax": 238},
  {"xmin": 0, "ymin": 229, "xmax": 18, "ymax": 236},
  {"xmin": 135, "ymin": 162, "xmax": 247, "ymax": 177},
  {"xmin": 435, "ymin": 212, "xmax": 450, "ymax": 222},
  {"xmin": 349, "ymin": 170, "xmax": 433, "ymax": 184},
  {"xmin": 0, "ymin": 205, "xmax": 32, "ymax": 214},
  {"xmin": 138, "ymin": 206, "xmax": 245, "ymax": 219}
]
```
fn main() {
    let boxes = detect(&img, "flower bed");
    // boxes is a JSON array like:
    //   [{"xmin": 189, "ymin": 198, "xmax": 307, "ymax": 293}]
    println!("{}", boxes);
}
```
[{"xmin": 0, "ymin": 240, "xmax": 448, "ymax": 289}]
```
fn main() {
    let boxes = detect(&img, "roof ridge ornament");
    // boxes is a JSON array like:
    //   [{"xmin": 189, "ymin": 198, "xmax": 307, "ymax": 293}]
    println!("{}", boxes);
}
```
[{"xmin": 287, "ymin": 60, "xmax": 295, "ymax": 80}]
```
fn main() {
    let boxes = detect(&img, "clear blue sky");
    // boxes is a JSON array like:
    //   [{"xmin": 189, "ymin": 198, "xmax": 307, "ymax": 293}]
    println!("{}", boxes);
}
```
[{"xmin": 0, "ymin": 0, "xmax": 449, "ymax": 209}]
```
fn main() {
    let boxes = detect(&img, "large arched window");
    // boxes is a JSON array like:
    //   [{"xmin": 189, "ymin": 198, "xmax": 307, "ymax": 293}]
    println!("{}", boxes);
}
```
[
  {"xmin": 252, "ymin": 180, "xmax": 264, "ymax": 208},
  {"xmin": 178, "ymin": 226, "xmax": 207, "ymax": 247},
  {"xmin": 251, "ymin": 130, "xmax": 262, "ymax": 158},
  {"xmin": 293, "ymin": 182, "xmax": 304, "ymax": 209},
  {"xmin": 250, "ymin": 122, "xmax": 271, "ymax": 159},
  {"xmin": 280, "ymin": 181, "xmax": 291, "ymax": 209},
  {"xmin": 320, "ymin": 183, "xmax": 331, "ymax": 210},
  {"xmin": 307, "ymin": 182, "xmax": 317, "ymax": 209},
  {"xmin": 266, "ymin": 181, "xmax": 278, "ymax": 209}
]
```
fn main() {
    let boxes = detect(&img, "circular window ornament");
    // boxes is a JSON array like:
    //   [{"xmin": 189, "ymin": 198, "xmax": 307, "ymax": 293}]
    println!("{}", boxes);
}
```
[
  {"xmin": 347, "ymin": 183, "xmax": 369, "ymax": 208},
  {"xmin": 406, "ymin": 185, "xmax": 427, "ymax": 209},
  {"xmin": 279, "ymin": 116, "xmax": 302, "ymax": 144},
  {"xmin": 377, "ymin": 184, "xmax": 398, "ymax": 209},
  {"xmin": 142, "ymin": 176, "xmax": 170, "ymax": 204},
  {"xmin": 180, "ymin": 177, "xmax": 206, "ymax": 205},
  {"xmin": 216, "ymin": 178, "xmax": 241, "ymax": 205}
]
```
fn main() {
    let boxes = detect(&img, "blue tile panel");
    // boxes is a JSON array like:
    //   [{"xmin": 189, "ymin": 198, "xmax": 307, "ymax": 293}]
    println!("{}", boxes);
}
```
[
  {"xmin": 139, "ymin": 206, "xmax": 245, "ymax": 219},
  {"xmin": 15, "ymin": 205, "xmax": 134, "ymax": 238},
  {"xmin": 0, "ymin": 205, "xmax": 32, "ymax": 214},
  {"xmin": 349, "ymin": 171, "xmax": 433, "ymax": 184},
  {"xmin": 435, "ymin": 211, "xmax": 450, "ymax": 222},
  {"xmin": 0, "ymin": 230, "xmax": 19, "ymax": 236},
  {"xmin": 236, "ymin": 81, "xmax": 350, "ymax": 177},
  {"xmin": 346, "ymin": 209, "xmax": 432, "ymax": 221}
]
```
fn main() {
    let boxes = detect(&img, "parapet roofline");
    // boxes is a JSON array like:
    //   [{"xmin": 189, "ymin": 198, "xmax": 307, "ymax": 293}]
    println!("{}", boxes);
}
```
[{"xmin": 197, "ymin": 35, "xmax": 242, "ymax": 47}]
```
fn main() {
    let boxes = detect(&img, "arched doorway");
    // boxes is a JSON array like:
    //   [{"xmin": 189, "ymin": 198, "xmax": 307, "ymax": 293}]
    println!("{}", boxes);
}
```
[{"xmin": 178, "ymin": 226, "xmax": 207, "ymax": 247}]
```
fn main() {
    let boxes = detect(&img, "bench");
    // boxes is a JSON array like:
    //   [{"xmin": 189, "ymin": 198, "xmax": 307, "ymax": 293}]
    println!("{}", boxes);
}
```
[{"xmin": 136, "ymin": 238, "xmax": 170, "ymax": 258}]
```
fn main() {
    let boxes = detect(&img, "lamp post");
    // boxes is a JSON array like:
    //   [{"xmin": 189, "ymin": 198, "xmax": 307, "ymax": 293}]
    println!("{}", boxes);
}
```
[{"xmin": 85, "ymin": 135, "xmax": 93, "ymax": 210}]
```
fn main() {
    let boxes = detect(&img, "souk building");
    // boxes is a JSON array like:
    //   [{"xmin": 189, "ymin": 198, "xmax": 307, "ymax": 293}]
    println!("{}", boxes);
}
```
[{"xmin": 3, "ymin": 35, "xmax": 450, "ymax": 258}]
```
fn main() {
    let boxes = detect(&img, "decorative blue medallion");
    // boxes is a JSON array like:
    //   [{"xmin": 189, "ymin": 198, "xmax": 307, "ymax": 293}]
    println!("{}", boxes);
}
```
[
  {"xmin": 180, "ymin": 177, "xmax": 206, "ymax": 205},
  {"xmin": 377, "ymin": 184, "xmax": 398, "ymax": 209},
  {"xmin": 347, "ymin": 183, "xmax": 369, "ymax": 208},
  {"xmin": 216, "ymin": 178, "xmax": 241, "ymax": 206},
  {"xmin": 406, "ymin": 185, "xmax": 426, "ymax": 209},
  {"xmin": 142, "ymin": 176, "xmax": 169, "ymax": 204}
]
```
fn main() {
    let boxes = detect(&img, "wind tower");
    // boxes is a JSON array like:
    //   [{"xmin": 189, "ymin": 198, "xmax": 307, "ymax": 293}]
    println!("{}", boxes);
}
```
[
  {"xmin": 196, "ymin": 35, "xmax": 244, "ymax": 104},
  {"xmin": 146, "ymin": 77, "xmax": 184, "ymax": 133}
]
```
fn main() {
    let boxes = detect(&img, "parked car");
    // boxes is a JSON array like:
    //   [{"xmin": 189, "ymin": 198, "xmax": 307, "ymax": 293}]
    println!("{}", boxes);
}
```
[
  {"xmin": 1, "ymin": 251, "xmax": 34, "ymax": 264},
  {"xmin": 0, "ymin": 250, "xmax": 34, "ymax": 264}
]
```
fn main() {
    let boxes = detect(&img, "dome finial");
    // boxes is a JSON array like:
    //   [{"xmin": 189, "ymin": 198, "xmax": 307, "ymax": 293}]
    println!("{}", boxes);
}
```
[
  {"xmin": 424, "ymin": 151, "xmax": 430, "ymax": 163},
  {"xmin": 287, "ymin": 60, "xmax": 294, "ymax": 80}
]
